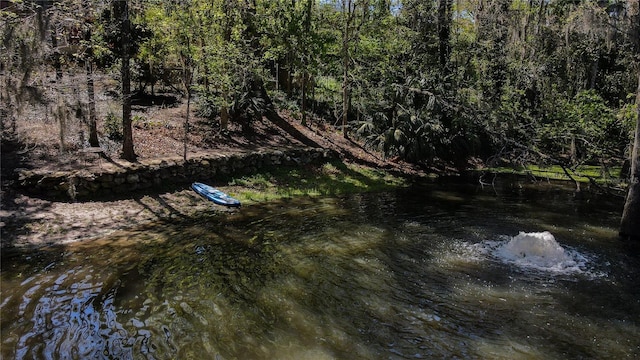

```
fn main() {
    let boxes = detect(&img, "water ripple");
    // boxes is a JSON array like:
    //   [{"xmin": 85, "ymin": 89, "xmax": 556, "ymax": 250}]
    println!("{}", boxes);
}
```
[{"xmin": 11, "ymin": 267, "xmax": 133, "ymax": 360}]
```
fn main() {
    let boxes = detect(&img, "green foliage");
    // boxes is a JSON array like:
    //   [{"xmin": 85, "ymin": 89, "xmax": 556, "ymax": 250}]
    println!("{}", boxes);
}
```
[
  {"xmin": 104, "ymin": 111, "xmax": 122, "ymax": 141},
  {"xmin": 7, "ymin": 0, "xmax": 633, "ymax": 171},
  {"xmin": 94, "ymin": 4, "xmax": 152, "ymax": 69},
  {"xmin": 616, "ymin": 96, "xmax": 639, "ymax": 136},
  {"xmin": 485, "ymin": 164, "xmax": 624, "ymax": 186},
  {"xmin": 271, "ymin": 90, "xmax": 300, "ymax": 113},
  {"xmin": 539, "ymin": 89, "xmax": 629, "ymax": 164},
  {"xmin": 230, "ymin": 80, "xmax": 268, "ymax": 129},
  {"xmin": 229, "ymin": 160, "xmax": 407, "ymax": 203},
  {"xmin": 139, "ymin": 0, "xmax": 265, "ymax": 130},
  {"xmin": 195, "ymin": 95, "xmax": 220, "ymax": 122}
]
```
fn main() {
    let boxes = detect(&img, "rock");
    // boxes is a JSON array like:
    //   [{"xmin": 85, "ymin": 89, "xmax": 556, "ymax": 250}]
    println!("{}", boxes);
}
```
[
  {"xmin": 126, "ymin": 174, "xmax": 140, "ymax": 183},
  {"xmin": 14, "ymin": 147, "xmax": 339, "ymax": 200}
]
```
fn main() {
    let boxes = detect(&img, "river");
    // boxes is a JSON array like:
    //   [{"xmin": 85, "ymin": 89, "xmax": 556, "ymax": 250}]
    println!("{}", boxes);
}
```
[{"xmin": 1, "ymin": 180, "xmax": 639, "ymax": 359}]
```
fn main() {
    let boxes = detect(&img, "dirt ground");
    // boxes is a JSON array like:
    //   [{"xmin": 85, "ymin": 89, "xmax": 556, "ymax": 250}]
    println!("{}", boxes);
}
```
[{"xmin": 1, "ymin": 78, "xmax": 429, "ymax": 249}]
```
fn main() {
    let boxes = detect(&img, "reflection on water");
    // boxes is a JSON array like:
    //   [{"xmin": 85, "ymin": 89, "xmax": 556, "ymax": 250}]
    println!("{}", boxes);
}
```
[{"xmin": 2, "ymin": 180, "xmax": 639, "ymax": 359}]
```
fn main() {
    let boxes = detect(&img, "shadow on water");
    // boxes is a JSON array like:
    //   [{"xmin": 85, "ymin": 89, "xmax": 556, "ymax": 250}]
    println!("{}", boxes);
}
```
[{"xmin": 1, "ymin": 181, "xmax": 639, "ymax": 359}]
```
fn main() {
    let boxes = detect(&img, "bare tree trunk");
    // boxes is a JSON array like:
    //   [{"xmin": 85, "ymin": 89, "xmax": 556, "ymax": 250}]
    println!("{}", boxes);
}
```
[
  {"xmin": 220, "ymin": 0, "xmax": 232, "ymax": 131},
  {"xmin": 56, "ymin": 96, "xmax": 67, "ymax": 154},
  {"xmin": 183, "ymin": 33, "xmax": 193, "ymax": 161},
  {"xmin": 437, "ymin": 0, "xmax": 452, "ymax": 69},
  {"xmin": 341, "ymin": 0, "xmax": 352, "ymax": 139},
  {"xmin": 120, "ymin": 0, "xmax": 136, "ymax": 161},
  {"xmin": 220, "ymin": 105, "xmax": 229, "ymax": 130},
  {"xmin": 184, "ymin": 92, "xmax": 190, "ymax": 161},
  {"xmin": 275, "ymin": 62, "xmax": 279, "ymax": 91},
  {"xmin": 620, "ymin": 70, "xmax": 640, "ymax": 241},
  {"xmin": 51, "ymin": 28, "xmax": 62, "ymax": 80},
  {"xmin": 342, "ymin": 52, "xmax": 349, "ymax": 138},
  {"xmin": 570, "ymin": 136, "xmax": 577, "ymax": 165},
  {"xmin": 301, "ymin": 71, "xmax": 307, "ymax": 126},
  {"xmin": 86, "ymin": 61, "xmax": 99, "ymax": 147},
  {"xmin": 301, "ymin": 0, "xmax": 313, "ymax": 127}
]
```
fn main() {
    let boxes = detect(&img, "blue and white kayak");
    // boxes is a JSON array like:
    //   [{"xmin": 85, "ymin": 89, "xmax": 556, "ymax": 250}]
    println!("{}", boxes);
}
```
[{"xmin": 191, "ymin": 182, "xmax": 241, "ymax": 207}]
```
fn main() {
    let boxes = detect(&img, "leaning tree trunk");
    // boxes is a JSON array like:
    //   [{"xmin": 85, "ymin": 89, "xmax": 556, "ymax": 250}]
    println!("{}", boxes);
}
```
[
  {"xmin": 120, "ymin": 0, "xmax": 136, "ymax": 161},
  {"xmin": 620, "ymin": 71, "xmax": 640, "ymax": 241}
]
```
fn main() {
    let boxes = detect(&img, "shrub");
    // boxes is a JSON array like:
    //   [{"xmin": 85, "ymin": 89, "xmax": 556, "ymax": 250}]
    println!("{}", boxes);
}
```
[{"xmin": 104, "ymin": 111, "xmax": 123, "ymax": 141}]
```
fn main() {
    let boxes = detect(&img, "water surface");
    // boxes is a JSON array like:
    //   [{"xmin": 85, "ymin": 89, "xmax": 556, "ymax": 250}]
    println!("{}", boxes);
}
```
[{"xmin": 2, "ymin": 180, "xmax": 639, "ymax": 359}]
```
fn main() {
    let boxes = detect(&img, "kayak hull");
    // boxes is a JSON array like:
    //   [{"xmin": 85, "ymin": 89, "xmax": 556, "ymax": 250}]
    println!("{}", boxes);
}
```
[{"xmin": 191, "ymin": 182, "xmax": 241, "ymax": 207}]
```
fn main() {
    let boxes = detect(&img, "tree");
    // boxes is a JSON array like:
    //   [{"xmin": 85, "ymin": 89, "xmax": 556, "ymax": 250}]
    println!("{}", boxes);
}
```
[
  {"xmin": 71, "ymin": 1, "xmax": 102, "ymax": 148},
  {"xmin": 180, "ymin": 17, "xmax": 194, "ymax": 162},
  {"xmin": 52, "ymin": 1, "xmax": 102, "ymax": 148},
  {"xmin": 172, "ymin": 1, "xmax": 196, "ymax": 160},
  {"xmin": 300, "ymin": 0, "xmax": 315, "ymax": 126},
  {"xmin": 620, "ymin": 0, "xmax": 640, "ymax": 241},
  {"xmin": 341, "ymin": 0, "xmax": 356, "ymax": 138},
  {"xmin": 85, "ymin": 56, "xmax": 100, "ymax": 147},
  {"xmin": 117, "ymin": 0, "xmax": 136, "ymax": 161},
  {"xmin": 256, "ymin": 0, "xmax": 319, "ymax": 125},
  {"xmin": 437, "ymin": 0, "xmax": 453, "ymax": 70},
  {"xmin": 620, "ymin": 71, "xmax": 640, "ymax": 240}
]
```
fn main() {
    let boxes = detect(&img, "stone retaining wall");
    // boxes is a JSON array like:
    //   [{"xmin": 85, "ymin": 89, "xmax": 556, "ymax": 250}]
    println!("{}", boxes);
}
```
[{"xmin": 17, "ymin": 148, "xmax": 337, "ymax": 201}]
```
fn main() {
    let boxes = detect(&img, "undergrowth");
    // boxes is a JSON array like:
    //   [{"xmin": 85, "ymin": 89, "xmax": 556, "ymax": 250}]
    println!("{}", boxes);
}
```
[
  {"xmin": 227, "ymin": 160, "xmax": 407, "ymax": 204},
  {"xmin": 485, "ymin": 164, "xmax": 625, "ymax": 186}
]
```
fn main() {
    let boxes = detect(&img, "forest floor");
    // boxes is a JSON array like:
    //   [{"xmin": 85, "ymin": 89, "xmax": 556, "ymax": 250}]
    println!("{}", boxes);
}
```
[{"xmin": 1, "ymin": 80, "xmax": 436, "ymax": 249}]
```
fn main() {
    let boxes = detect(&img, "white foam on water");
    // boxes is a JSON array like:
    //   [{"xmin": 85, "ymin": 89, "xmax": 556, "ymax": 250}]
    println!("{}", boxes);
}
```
[{"xmin": 473, "ymin": 231, "xmax": 602, "ymax": 276}]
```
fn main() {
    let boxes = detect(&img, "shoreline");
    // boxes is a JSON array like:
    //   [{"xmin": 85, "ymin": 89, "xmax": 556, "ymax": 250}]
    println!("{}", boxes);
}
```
[
  {"xmin": 0, "ymin": 186, "xmax": 229, "ymax": 249},
  {"xmin": 1, "ymin": 158, "xmax": 417, "ymax": 250}
]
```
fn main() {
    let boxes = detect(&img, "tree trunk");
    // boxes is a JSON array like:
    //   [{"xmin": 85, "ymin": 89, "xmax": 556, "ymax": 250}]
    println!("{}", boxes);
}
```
[
  {"xmin": 620, "ymin": 71, "xmax": 640, "ymax": 241},
  {"xmin": 570, "ymin": 135, "xmax": 577, "ymax": 165},
  {"xmin": 589, "ymin": 60, "xmax": 599, "ymax": 90},
  {"xmin": 181, "ymin": 25, "xmax": 193, "ymax": 162},
  {"xmin": 220, "ymin": 0, "xmax": 232, "ymax": 132},
  {"xmin": 220, "ymin": 105, "xmax": 229, "ymax": 130},
  {"xmin": 300, "ymin": 0, "xmax": 313, "ymax": 127},
  {"xmin": 620, "ymin": 0, "xmax": 640, "ymax": 241},
  {"xmin": 51, "ymin": 29, "xmax": 62, "ymax": 80},
  {"xmin": 437, "ymin": 0, "xmax": 452, "ymax": 70},
  {"xmin": 342, "ymin": 53, "xmax": 349, "ymax": 139},
  {"xmin": 275, "ymin": 62, "xmax": 279, "ymax": 91},
  {"xmin": 184, "ymin": 92, "xmax": 190, "ymax": 161},
  {"xmin": 56, "ymin": 96, "xmax": 67, "ymax": 154},
  {"xmin": 86, "ymin": 61, "xmax": 99, "ymax": 147},
  {"xmin": 120, "ymin": 0, "xmax": 136, "ymax": 161},
  {"xmin": 301, "ymin": 71, "xmax": 307, "ymax": 126},
  {"xmin": 341, "ymin": 0, "xmax": 352, "ymax": 139}
]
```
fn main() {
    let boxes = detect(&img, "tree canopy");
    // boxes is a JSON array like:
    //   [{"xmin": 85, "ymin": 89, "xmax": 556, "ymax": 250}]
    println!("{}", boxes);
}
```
[{"xmin": 3, "ymin": 0, "xmax": 637, "ymax": 166}]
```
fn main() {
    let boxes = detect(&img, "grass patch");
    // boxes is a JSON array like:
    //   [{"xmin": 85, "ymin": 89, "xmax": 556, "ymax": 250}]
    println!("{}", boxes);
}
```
[
  {"xmin": 487, "ymin": 164, "xmax": 624, "ymax": 184},
  {"xmin": 227, "ymin": 160, "xmax": 407, "ymax": 204}
]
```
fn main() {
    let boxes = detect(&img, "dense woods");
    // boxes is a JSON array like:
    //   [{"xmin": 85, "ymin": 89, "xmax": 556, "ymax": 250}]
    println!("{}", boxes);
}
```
[{"xmin": 1, "ymin": 0, "xmax": 639, "ymax": 237}]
